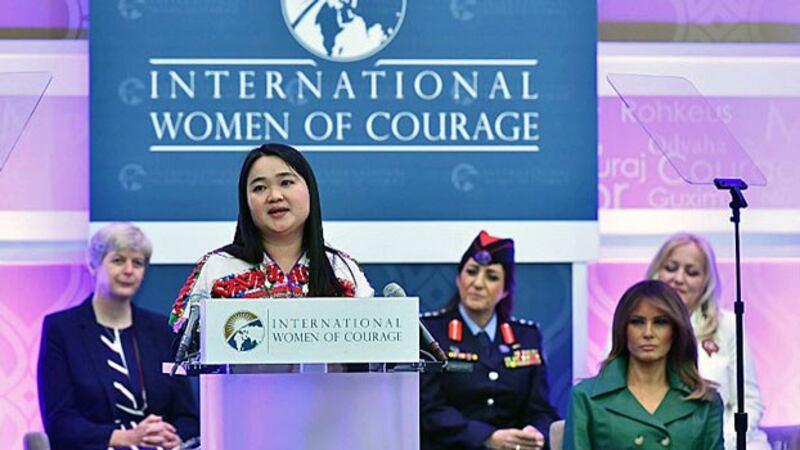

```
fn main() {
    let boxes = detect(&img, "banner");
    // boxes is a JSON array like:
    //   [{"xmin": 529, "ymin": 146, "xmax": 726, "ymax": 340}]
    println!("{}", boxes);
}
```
[{"xmin": 90, "ymin": 0, "xmax": 597, "ymax": 224}]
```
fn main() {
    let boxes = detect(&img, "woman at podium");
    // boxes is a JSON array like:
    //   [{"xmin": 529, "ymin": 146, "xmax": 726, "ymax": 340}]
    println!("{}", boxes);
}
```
[
  {"xmin": 169, "ymin": 143, "xmax": 373, "ymax": 331},
  {"xmin": 564, "ymin": 280, "xmax": 723, "ymax": 449},
  {"xmin": 420, "ymin": 230, "xmax": 560, "ymax": 450},
  {"xmin": 647, "ymin": 233, "xmax": 770, "ymax": 450},
  {"xmin": 37, "ymin": 223, "xmax": 199, "ymax": 450}
]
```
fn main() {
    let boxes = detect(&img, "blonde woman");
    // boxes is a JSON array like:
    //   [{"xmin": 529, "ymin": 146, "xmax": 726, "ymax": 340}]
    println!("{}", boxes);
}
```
[{"xmin": 647, "ymin": 233, "xmax": 769, "ymax": 450}]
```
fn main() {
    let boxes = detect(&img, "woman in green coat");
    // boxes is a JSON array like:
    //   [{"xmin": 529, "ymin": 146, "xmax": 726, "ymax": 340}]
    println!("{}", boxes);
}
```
[{"xmin": 565, "ymin": 280, "xmax": 723, "ymax": 449}]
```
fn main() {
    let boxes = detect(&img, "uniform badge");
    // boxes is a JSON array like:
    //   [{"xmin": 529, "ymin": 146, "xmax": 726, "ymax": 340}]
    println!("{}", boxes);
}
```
[
  {"xmin": 448, "ymin": 346, "xmax": 478, "ymax": 361},
  {"xmin": 448, "ymin": 319, "xmax": 463, "ymax": 342},
  {"xmin": 500, "ymin": 322, "xmax": 516, "ymax": 345},
  {"xmin": 504, "ymin": 348, "xmax": 542, "ymax": 368}
]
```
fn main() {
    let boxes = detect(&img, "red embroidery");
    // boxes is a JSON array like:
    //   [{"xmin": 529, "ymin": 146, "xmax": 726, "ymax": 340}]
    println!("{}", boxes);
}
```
[
  {"xmin": 170, "ymin": 253, "xmax": 213, "ymax": 323},
  {"xmin": 339, "ymin": 278, "xmax": 356, "ymax": 297},
  {"xmin": 266, "ymin": 263, "xmax": 284, "ymax": 283},
  {"xmin": 289, "ymin": 265, "xmax": 309, "ymax": 284},
  {"xmin": 212, "ymin": 269, "xmax": 267, "ymax": 298},
  {"xmin": 702, "ymin": 338, "xmax": 720, "ymax": 356}
]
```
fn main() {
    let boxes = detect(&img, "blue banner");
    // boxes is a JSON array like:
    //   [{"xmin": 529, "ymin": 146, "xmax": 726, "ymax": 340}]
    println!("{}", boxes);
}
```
[{"xmin": 91, "ymin": 0, "xmax": 597, "ymax": 221}]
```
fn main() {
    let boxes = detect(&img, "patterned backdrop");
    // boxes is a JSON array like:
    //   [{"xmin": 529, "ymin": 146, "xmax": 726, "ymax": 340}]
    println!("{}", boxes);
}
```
[{"xmin": 0, "ymin": 265, "xmax": 93, "ymax": 447}]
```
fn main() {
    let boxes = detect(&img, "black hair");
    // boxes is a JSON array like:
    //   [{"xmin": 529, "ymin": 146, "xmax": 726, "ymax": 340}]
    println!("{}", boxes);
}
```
[{"xmin": 221, "ymin": 143, "xmax": 344, "ymax": 296}]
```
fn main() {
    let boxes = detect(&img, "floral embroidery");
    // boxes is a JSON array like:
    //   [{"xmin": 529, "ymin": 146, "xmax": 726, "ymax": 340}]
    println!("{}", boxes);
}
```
[
  {"xmin": 211, "ymin": 269, "xmax": 267, "ymax": 298},
  {"xmin": 702, "ymin": 338, "xmax": 720, "ymax": 356},
  {"xmin": 266, "ymin": 263, "xmax": 284, "ymax": 283},
  {"xmin": 171, "ymin": 251, "xmax": 361, "ymax": 331},
  {"xmin": 339, "ymin": 278, "xmax": 356, "ymax": 297},
  {"xmin": 212, "ymin": 261, "xmax": 310, "ymax": 299},
  {"xmin": 169, "ymin": 252, "xmax": 213, "ymax": 329},
  {"xmin": 289, "ymin": 265, "xmax": 309, "ymax": 284}
]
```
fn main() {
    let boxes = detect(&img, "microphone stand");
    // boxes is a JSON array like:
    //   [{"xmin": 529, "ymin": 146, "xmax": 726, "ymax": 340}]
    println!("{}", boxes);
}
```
[{"xmin": 714, "ymin": 177, "xmax": 748, "ymax": 450}]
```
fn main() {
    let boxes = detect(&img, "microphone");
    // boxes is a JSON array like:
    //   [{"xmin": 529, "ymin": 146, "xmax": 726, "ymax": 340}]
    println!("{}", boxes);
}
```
[
  {"xmin": 382, "ymin": 283, "xmax": 448, "ymax": 362},
  {"xmin": 171, "ymin": 294, "xmax": 202, "ymax": 376}
]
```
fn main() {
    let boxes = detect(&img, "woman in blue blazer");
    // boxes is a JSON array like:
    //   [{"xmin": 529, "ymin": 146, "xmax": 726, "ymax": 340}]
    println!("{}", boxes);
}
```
[
  {"xmin": 37, "ymin": 223, "xmax": 199, "ymax": 450},
  {"xmin": 565, "ymin": 280, "xmax": 723, "ymax": 450}
]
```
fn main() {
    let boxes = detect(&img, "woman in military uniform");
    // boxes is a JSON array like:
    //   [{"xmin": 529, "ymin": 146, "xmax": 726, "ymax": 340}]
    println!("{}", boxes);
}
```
[
  {"xmin": 565, "ymin": 280, "xmax": 723, "ymax": 449},
  {"xmin": 420, "ymin": 230, "xmax": 560, "ymax": 450}
]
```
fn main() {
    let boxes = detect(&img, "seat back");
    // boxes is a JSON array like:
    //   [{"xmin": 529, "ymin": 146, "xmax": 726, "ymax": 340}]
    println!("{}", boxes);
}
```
[
  {"xmin": 550, "ymin": 419, "xmax": 565, "ymax": 450},
  {"xmin": 22, "ymin": 432, "xmax": 50, "ymax": 450}
]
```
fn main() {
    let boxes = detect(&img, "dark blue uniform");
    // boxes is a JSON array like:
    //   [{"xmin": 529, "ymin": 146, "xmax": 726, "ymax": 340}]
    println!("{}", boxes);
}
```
[{"xmin": 420, "ymin": 308, "xmax": 560, "ymax": 449}]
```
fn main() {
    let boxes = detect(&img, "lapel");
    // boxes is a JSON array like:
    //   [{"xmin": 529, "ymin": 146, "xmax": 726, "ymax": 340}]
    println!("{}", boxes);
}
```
[
  {"xmin": 594, "ymin": 358, "xmax": 668, "ymax": 433},
  {"xmin": 76, "ymin": 296, "xmax": 117, "ymax": 416},
  {"xmin": 592, "ymin": 357, "xmax": 701, "ymax": 432},
  {"xmin": 132, "ymin": 305, "xmax": 159, "ymax": 408},
  {"xmin": 657, "ymin": 369, "xmax": 697, "ymax": 425}
]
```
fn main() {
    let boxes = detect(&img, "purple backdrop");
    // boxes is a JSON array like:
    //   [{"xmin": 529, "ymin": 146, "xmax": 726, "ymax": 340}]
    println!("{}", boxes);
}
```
[
  {"xmin": 599, "ymin": 96, "xmax": 800, "ymax": 209},
  {"xmin": 599, "ymin": 0, "xmax": 800, "ymax": 24},
  {"xmin": 0, "ymin": 265, "xmax": 92, "ymax": 446}
]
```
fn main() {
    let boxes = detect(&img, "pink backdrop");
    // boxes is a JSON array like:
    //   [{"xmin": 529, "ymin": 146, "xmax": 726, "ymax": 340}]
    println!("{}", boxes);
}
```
[
  {"xmin": 0, "ymin": 265, "xmax": 92, "ymax": 446},
  {"xmin": 599, "ymin": 97, "xmax": 800, "ymax": 209}
]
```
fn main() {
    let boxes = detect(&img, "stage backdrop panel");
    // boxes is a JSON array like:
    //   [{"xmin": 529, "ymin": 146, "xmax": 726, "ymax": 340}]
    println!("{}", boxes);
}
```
[{"xmin": 89, "ymin": 0, "xmax": 598, "ymax": 262}]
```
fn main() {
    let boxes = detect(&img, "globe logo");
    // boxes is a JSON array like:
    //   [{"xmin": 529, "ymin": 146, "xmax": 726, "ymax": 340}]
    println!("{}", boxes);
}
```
[
  {"xmin": 224, "ymin": 311, "xmax": 266, "ymax": 352},
  {"xmin": 282, "ymin": 0, "xmax": 407, "ymax": 62}
]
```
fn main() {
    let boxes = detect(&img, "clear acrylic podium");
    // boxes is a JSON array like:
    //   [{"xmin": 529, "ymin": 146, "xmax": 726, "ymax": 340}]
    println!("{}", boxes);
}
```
[
  {"xmin": 174, "ymin": 297, "xmax": 424, "ymax": 449},
  {"xmin": 197, "ymin": 365, "xmax": 419, "ymax": 449}
]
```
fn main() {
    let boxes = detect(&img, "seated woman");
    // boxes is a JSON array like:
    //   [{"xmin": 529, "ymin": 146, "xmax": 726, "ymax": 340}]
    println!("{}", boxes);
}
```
[
  {"xmin": 420, "ymin": 230, "xmax": 560, "ymax": 450},
  {"xmin": 38, "ymin": 223, "xmax": 199, "ymax": 450},
  {"xmin": 565, "ymin": 280, "xmax": 723, "ymax": 450},
  {"xmin": 169, "ymin": 143, "xmax": 373, "ymax": 332},
  {"xmin": 647, "ymin": 233, "xmax": 770, "ymax": 450}
]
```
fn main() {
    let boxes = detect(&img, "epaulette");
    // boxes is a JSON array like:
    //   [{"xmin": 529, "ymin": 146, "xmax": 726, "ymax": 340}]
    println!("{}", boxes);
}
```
[
  {"xmin": 420, "ymin": 307, "xmax": 447, "ymax": 319},
  {"xmin": 510, "ymin": 316, "xmax": 540, "ymax": 328}
]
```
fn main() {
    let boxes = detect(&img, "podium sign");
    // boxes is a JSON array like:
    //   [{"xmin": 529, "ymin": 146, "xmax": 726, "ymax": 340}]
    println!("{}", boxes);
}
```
[{"xmin": 200, "ymin": 297, "xmax": 419, "ymax": 364}]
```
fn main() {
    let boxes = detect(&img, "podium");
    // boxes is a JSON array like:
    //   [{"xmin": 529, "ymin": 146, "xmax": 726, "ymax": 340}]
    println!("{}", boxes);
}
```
[{"xmin": 182, "ymin": 297, "xmax": 422, "ymax": 449}]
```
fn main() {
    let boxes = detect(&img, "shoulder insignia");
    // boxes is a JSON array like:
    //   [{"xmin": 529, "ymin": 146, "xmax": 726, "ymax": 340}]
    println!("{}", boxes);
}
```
[
  {"xmin": 510, "ymin": 316, "xmax": 540, "ymax": 328},
  {"xmin": 420, "ymin": 307, "xmax": 447, "ymax": 318}
]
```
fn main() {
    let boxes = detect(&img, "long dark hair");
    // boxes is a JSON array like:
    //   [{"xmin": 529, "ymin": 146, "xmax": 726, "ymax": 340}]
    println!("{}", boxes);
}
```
[
  {"xmin": 221, "ymin": 143, "xmax": 344, "ymax": 297},
  {"xmin": 604, "ymin": 280, "xmax": 713, "ymax": 401}
]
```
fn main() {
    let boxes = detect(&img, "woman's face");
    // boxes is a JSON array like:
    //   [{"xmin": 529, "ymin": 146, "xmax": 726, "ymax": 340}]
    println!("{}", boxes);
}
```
[
  {"xmin": 246, "ymin": 155, "xmax": 311, "ymax": 244},
  {"xmin": 456, "ymin": 258, "xmax": 507, "ymax": 315},
  {"xmin": 626, "ymin": 297, "xmax": 674, "ymax": 365},
  {"xmin": 655, "ymin": 243, "xmax": 707, "ymax": 312},
  {"xmin": 94, "ymin": 249, "xmax": 146, "ymax": 301}
]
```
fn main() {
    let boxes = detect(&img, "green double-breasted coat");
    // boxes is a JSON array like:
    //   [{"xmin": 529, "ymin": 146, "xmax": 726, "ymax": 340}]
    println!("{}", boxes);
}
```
[{"xmin": 564, "ymin": 357, "xmax": 723, "ymax": 450}]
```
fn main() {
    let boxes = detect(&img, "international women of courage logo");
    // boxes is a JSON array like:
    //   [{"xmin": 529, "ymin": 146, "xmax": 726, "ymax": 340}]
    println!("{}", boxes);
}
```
[
  {"xmin": 282, "ymin": 0, "xmax": 407, "ymax": 62},
  {"xmin": 224, "ymin": 311, "xmax": 266, "ymax": 352}
]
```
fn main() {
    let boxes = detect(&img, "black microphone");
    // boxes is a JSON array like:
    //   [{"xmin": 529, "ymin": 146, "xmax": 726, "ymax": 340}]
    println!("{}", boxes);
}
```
[
  {"xmin": 382, "ymin": 282, "xmax": 448, "ymax": 362},
  {"xmin": 171, "ymin": 294, "xmax": 201, "ymax": 376}
]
